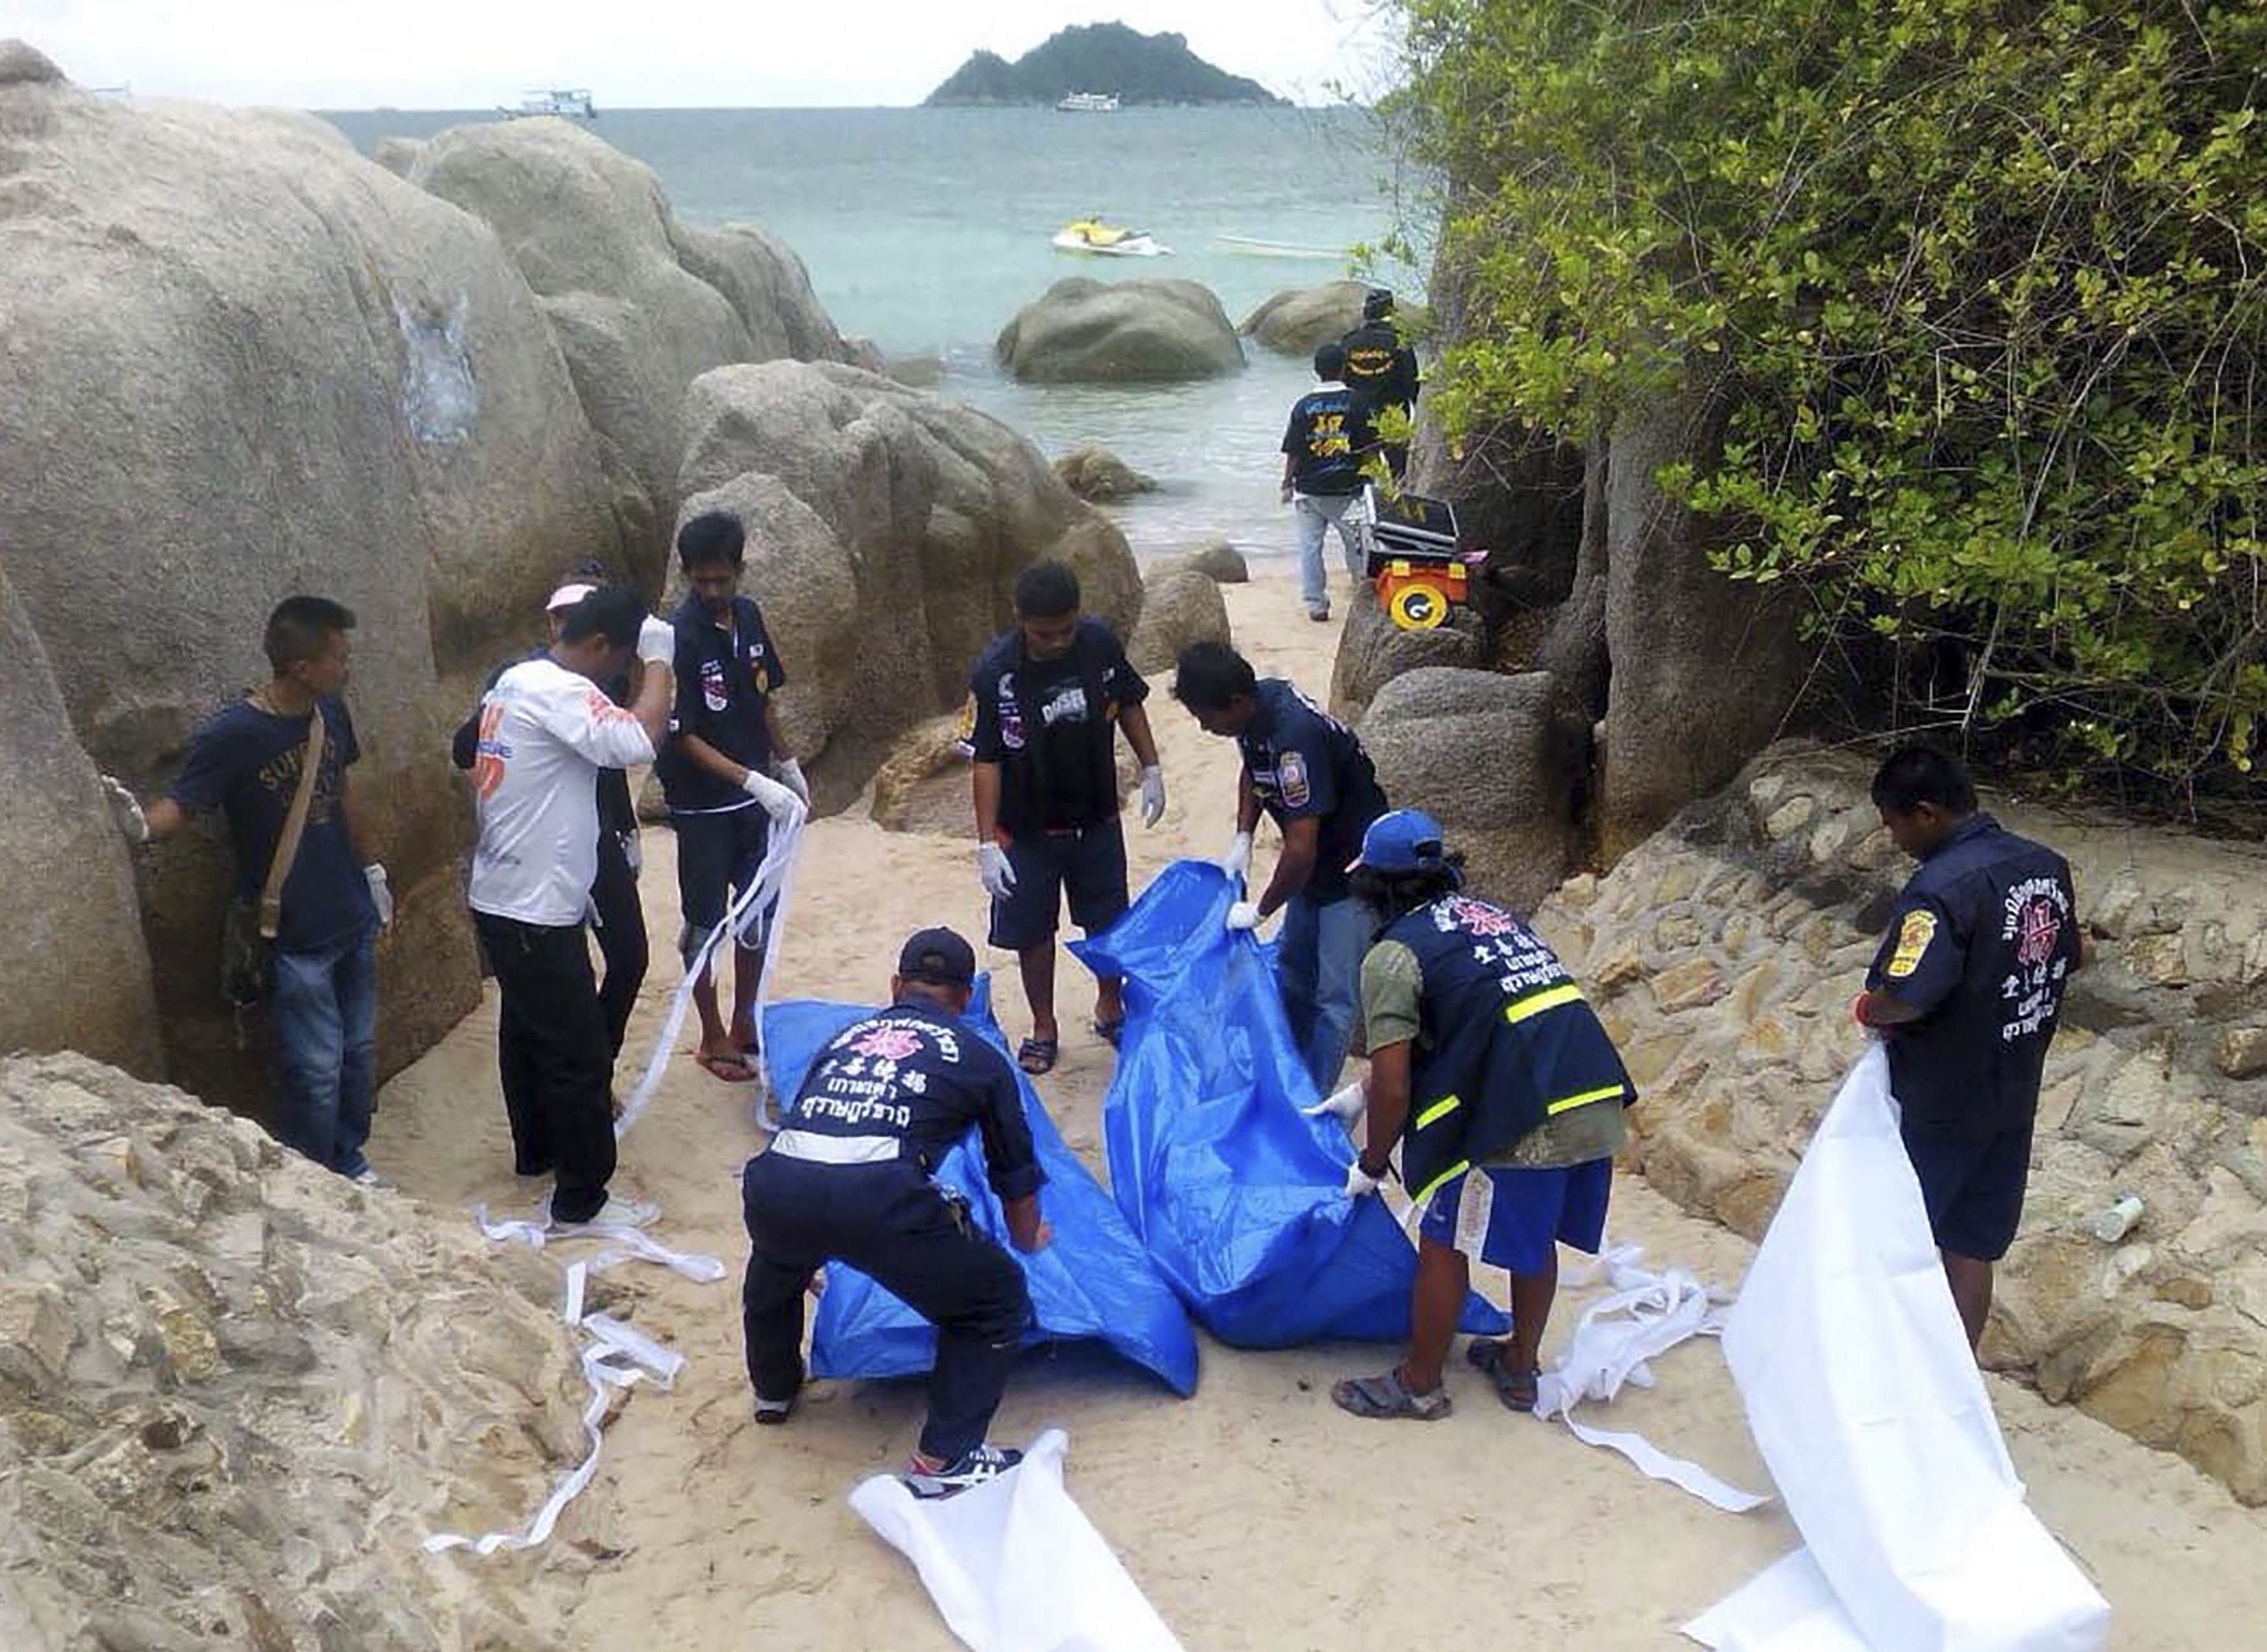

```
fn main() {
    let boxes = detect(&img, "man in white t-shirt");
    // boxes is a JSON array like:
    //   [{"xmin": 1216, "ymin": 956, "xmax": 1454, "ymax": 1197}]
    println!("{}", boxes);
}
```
[{"xmin": 468, "ymin": 585, "xmax": 674, "ymax": 1226}]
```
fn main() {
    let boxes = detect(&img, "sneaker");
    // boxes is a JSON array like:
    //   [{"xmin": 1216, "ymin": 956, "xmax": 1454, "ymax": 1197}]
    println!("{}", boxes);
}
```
[
  {"xmin": 753, "ymin": 1393, "xmax": 796, "ymax": 1426},
  {"xmin": 349, "ymin": 1167, "xmax": 389, "ymax": 1190},
  {"xmin": 904, "ymin": 1442, "xmax": 1024, "ymax": 1500},
  {"xmin": 1306, "ymin": 604, "xmax": 1332, "ymax": 622},
  {"xmin": 551, "ymin": 1194, "xmax": 659, "ymax": 1232}
]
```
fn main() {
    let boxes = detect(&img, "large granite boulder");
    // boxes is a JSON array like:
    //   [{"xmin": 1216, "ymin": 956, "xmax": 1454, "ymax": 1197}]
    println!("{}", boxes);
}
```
[
  {"xmin": 1238, "ymin": 279, "xmax": 1371, "ymax": 355},
  {"xmin": 1054, "ymin": 444, "xmax": 1157, "ymax": 502},
  {"xmin": 406, "ymin": 117, "xmax": 856, "ymax": 583},
  {"xmin": 673, "ymin": 361, "xmax": 1143, "ymax": 787},
  {"xmin": 1328, "ymin": 594, "xmax": 1489, "ymax": 720},
  {"xmin": 1128, "ymin": 566, "xmax": 1231, "ymax": 675},
  {"xmin": 0, "ymin": 1051, "xmax": 590, "ymax": 1648},
  {"xmin": 996, "ymin": 277, "xmax": 1244, "ymax": 383},
  {"xmin": 1358, "ymin": 668, "xmax": 1587, "ymax": 914},
  {"xmin": 0, "ymin": 57, "xmax": 625, "ymax": 1105}
]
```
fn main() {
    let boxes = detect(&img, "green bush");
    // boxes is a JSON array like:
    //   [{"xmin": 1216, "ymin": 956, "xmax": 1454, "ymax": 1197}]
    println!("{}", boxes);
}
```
[{"xmin": 1391, "ymin": 0, "xmax": 2267, "ymax": 798}]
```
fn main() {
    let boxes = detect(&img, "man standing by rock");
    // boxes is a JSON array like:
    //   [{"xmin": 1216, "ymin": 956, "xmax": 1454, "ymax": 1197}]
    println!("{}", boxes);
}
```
[
  {"xmin": 1172, "ymin": 640, "xmax": 1389, "ymax": 1095},
  {"xmin": 1279, "ymin": 342, "xmax": 1374, "ymax": 622},
  {"xmin": 970, "ymin": 560, "xmax": 1164, "ymax": 1074},
  {"xmin": 740, "ymin": 925, "xmax": 1049, "ymax": 1498},
  {"xmin": 1321, "ymin": 810, "xmax": 1631, "ymax": 1420},
  {"xmin": 466, "ymin": 586, "xmax": 674, "ymax": 1226},
  {"xmin": 1339, "ymin": 287, "xmax": 1420, "ymax": 481},
  {"xmin": 658, "ymin": 512, "xmax": 808, "ymax": 1085},
  {"xmin": 1853, "ymin": 745, "xmax": 2083, "ymax": 1352},
  {"xmin": 100, "ymin": 597, "xmax": 393, "ymax": 1183}
]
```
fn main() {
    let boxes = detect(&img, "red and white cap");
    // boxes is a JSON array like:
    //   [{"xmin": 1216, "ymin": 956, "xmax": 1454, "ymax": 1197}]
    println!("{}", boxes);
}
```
[{"xmin": 545, "ymin": 582, "xmax": 598, "ymax": 613}]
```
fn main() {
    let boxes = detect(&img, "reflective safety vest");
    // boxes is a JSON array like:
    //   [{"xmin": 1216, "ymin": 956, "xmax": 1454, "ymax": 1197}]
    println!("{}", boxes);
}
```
[{"xmin": 1382, "ymin": 894, "xmax": 1634, "ymax": 1206}]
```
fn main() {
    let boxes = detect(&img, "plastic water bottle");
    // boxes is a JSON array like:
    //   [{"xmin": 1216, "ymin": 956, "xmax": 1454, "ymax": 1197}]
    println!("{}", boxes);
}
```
[{"xmin": 2090, "ymin": 1194, "xmax": 2144, "ymax": 1243}]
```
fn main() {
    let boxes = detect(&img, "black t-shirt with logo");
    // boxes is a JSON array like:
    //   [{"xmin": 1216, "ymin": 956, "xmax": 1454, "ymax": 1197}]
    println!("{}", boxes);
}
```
[
  {"xmin": 657, "ymin": 592, "xmax": 788, "ymax": 815},
  {"xmin": 969, "ymin": 619, "xmax": 1147, "ymax": 835},
  {"xmin": 1339, "ymin": 319, "xmax": 1420, "ymax": 414},
  {"xmin": 1233, "ymin": 679, "xmax": 1389, "ymax": 903},
  {"xmin": 1281, "ymin": 385, "xmax": 1373, "ymax": 496}
]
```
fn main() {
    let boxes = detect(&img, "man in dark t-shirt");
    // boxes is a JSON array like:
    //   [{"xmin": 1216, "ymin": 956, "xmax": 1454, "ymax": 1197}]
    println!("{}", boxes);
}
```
[
  {"xmin": 970, "ymin": 560, "xmax": 1163, "ymax": 1074},
  {"xmin": 1852, "ymin": 745, "xmax": 2085, "ymax": 1352},
  {"xmin": 100, "ymin": 597, "xmax": 390, "ymax": 1182},
  {"xmin": 1339, "ymin": 288, "xmax": 1421, "ymax": 480},
  {"xmin": 1279, "ymin": 341, "xmax": 1376, "ymax": 622}
]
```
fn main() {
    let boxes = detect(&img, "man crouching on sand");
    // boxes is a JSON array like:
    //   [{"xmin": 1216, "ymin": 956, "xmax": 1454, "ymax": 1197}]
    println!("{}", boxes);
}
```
[
  {"xmin": 740, "ymin": 927, "xmax": 1051, "ymax": 1498},
  {"xmin": 1318, "ymin": 811, "xmax": 1634, "ymax": 1420}
]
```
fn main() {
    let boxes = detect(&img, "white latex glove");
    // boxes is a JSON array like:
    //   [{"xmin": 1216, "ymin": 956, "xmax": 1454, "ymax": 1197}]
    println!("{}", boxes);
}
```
[
  {"xmin": 635, "ymin": 614, "xmax": 676, "ymax": 666},
  {"xmin": 1225, "ymin": 900, "xmax": 1261, "ymax": 933},
  {"xmin": 100, "ymin": 774, "xmax": 149, "ymax": 844},
  {"xmin": 1343, "ymin": 1160, "xmax": 1382, "ymax": 1199},
  {"xmin": 741, "ymin": 766, "xmax": 801, "ymax": 824},
  {"xmin": 1304, "ymin": 1080, "xmax": 1367, "ymax": 1135},
  {"xmin": 1219, "ymin": 830, "xmax": 1254, "ymax": 880},
  {"xmin": 977, "ymin": 843, "xmax": 1018, "ymax": 902},
  {"xmin": 774, "ymin": 756, "xmax": 811, "ymax": 806},
  {"xmin": 364, "ymin": 865, "xmax": 394, "ymax": 930},
  {"xmin": 621, "ymin": 829, "xmax": 642, "ymax": 874},
  {"xmin": 1138, "ymin": 765, "xmax": 1166, "ymax": 828}
]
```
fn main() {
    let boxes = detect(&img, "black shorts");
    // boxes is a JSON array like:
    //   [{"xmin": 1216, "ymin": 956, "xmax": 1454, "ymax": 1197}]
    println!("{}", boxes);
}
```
[
  {"xmin": 987, "ymin": 819, "xmax": 1129, "ymax": 951},
  {"xmin": 672, "ymin": 806, "xmax": 771, "ymax": 963},
  {"xmin": 1901, "ymin": 1118, "xmax": 2033, "ymax": 1262}
]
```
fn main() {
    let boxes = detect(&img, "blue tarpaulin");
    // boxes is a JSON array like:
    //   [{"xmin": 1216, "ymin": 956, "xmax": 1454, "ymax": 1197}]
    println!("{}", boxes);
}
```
[
  {"xmin": 760, "ymin": 981, "xmax": 1200, "ymax": 1396},
  {"xmin": 1070, "ymin": 859, "xmax": 1511, "ymax": 1346}
]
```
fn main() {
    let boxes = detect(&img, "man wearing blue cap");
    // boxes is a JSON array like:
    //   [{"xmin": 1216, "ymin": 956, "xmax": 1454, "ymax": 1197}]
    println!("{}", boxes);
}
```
[{"xmin": 1317, "ymin": 809, "xmax": 1634, "ymax": 1420}]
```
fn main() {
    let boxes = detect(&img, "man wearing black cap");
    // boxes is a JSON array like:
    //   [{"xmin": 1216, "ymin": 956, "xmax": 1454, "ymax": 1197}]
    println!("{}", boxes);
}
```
[
  {"xmin": 738, "ymin": 926, "xmax": 1051, "ymax": 1499},
  {"xmin": 1339, "ymin": 288, "xmax": 1420, "ymax": 481}
]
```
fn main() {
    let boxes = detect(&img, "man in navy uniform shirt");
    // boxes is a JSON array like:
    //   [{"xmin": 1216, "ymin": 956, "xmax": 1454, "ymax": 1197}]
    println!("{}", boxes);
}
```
[
  {"xmin": 658, "ymin": 512, "xmax": 807, "ymax": 1085},
  {"xmin": 1173, "ymin": 640, "xmax": 1391, "ymax": 1095},
  {"xmin": 1338, "ymin": 287, "xmax": 1421, "ymax": 480},
  {"xmin": 738, "ymin": 926, "xmax": 1051, "ymax": 1499},
  {"xmin": 1279, "ymin": 341, "xmax": 1376, "ymax": 622},
  {"xmin": 1853, "ymin": 746, "xmax": 2084, "ymax": 1351}
]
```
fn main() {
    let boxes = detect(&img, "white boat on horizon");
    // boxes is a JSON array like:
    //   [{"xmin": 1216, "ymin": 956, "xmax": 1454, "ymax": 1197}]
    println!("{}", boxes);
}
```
[
  {"xmin": 503, "ymin": 89, "xmax": 597, "ymax": 120},
  {"xmin": 1056, "ymin": 91, "xmax": 1121, "ymax": 113},
  {"xmin": 1216, "ymin": 234, "xmax": 1351, "ymax": 262}
]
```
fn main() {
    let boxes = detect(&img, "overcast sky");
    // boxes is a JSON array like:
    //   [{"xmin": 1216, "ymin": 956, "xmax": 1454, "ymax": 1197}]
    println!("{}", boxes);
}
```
[{"xmin": 14, "ymin": 1, "xmax": 1398, "ymax": 109}]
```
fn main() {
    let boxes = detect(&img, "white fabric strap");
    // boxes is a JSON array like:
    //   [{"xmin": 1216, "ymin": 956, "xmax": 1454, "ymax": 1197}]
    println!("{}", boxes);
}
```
[{"xmin": 769, "ymin": 1129, "xmax": 901, "ymax": 1166}]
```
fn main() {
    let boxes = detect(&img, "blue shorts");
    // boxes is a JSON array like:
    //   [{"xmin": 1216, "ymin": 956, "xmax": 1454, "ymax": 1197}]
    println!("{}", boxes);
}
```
[
  {"xmin": 987, "ymin": 819, "xmax": 1128, "ymax": 951},
  {"xmin": 672, "ymin": 805, "xmax": 771, "ymax": 964},
  {"xmin": 1901, "ymin": 1119, "xmax": 2033, "ymax": 1262},
  {"xmin": 1418, "ymin": 1160, "xmax": 1613, "ymax": 1276}
]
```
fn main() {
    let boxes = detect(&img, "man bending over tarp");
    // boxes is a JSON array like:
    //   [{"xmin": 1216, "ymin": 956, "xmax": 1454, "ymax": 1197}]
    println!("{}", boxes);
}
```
[
  {"xmin": 1320, "ymin": 811, "xmax": 1635, "ymax": 1421},
  {"xmin": 740, "ymin": 927, "xmax": 1052, "ymax": 1499}
]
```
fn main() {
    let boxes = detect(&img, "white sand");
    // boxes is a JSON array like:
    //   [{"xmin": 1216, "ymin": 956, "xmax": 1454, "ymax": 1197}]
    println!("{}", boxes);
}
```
[{"xmin": 374, "ymin": 570, "xmax": 2267, "ymax": 1648}]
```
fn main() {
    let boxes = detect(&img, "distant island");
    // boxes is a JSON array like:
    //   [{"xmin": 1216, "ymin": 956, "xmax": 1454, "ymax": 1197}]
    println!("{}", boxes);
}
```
[{"xmin": 924, "ymin": 23, "xmax": 1288, "ymax": 108}]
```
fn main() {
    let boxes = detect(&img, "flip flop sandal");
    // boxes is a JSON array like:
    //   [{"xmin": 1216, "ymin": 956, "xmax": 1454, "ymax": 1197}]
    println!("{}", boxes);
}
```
[
  {"xmin": 1016, "ymin": 1037, "xmax": 1058, "ymax": 1076},
  {"xmin": 1330, "ymin": 1366, "xmax": 1452, "ymax": 1421},
  {"xmin": 1093, "ymin": 1017, "xmax": 1126, "ymax": 1048},
  {"xmin": 694, "ymin": 1050, "xmax": 758, "ymax": 1083},
  {"xmin": 753, "ymin": 1393, "xmax": 797, "ymax": 1425},
  {"xmin": 1466, "ymin": 1338, "xmax": 1541, "ymax": 1413}
]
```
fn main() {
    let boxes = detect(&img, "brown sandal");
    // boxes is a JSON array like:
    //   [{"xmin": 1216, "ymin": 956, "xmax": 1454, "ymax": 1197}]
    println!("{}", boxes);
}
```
[{"xmin": 1466, "ymin": 1338, "xmax": 1540, "ymax": 1412}]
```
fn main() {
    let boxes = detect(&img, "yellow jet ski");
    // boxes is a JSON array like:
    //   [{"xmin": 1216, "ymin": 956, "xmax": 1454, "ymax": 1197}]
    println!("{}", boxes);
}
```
[{"xmin": 1051, "ymin": 218, "xmax": 1172, "ymax": 258}]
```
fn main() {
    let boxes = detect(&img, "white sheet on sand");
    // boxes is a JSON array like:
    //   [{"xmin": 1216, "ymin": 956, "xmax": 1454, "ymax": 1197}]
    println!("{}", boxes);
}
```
[
  {"xmin": 1685, "ymin": 1044, "xmax": 2110, "ymax": 1652},
  {"xmin": 851, "ymin": 1430, "xmax": 1183, "ymax": 1652}
]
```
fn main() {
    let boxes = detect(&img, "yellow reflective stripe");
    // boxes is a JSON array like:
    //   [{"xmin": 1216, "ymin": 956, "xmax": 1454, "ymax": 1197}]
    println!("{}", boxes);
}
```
[
  {"xmin": 1504, "ymin": 982, "xmax": 1584, "ymax": 1025},
  {"xmin": 1413, "ymin": 1094, "xmax": 1461, "ymax": 1131},
  {"xmin": 1411, "ymin": 1159, "xmax": 1472, "ymax": 1208},
  {"xmin": 1545, "ymin": 1083, "xmax": 1626, "ymax": 1116}
]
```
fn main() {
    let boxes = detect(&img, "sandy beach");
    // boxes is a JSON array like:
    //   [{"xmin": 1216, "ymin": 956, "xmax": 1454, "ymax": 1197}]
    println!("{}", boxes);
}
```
[{"xmin": 370, "ymin": 567, "xmax": 2267, "ymax": 1649}]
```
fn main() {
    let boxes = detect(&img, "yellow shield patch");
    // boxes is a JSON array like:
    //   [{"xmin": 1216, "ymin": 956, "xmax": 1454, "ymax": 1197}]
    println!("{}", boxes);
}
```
[{"xmin": 1885, "ymin": 908, "xmax": 1937, "ymax": 979}]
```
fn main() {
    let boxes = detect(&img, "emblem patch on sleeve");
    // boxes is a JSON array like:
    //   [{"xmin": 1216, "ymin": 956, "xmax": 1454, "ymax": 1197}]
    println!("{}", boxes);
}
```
[
  {"xmin": 1885, "ymin": 908, "xmax": 1936, "ymax": 979},
  {"xmin": 1277, "ymin": 749, "xmax": 1311, "ymax": 808}
]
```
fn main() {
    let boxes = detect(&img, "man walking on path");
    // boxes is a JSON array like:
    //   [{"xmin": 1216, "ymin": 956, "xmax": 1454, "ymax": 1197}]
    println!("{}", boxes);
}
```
[
  {"xmin": 1853, "ymin": 745, "xmax": 2084, "ymax": 1350},
  {"xmin": 466, "ymin": 585, "xmax": 674, "ymax": 1227},
  {"xmin": 1172, "ymin": 640, "xmax": 1389, "ymax": 1095},
  {"xmin": 1279, "ymin": 342, "xmax": 1374, "ymax": 622},
  {"xmin": 657, "ymin": 512, "xmax": 808, "ymax": 1085},
  {"xmin": 740, "ymin": 926, "xmax": 1050, "ymax": 1499},
  {"xmin": 1319, "ymin": 810, "xmax": 1632, "ymax": 1421},
  {"xmin": 1339, "ymin": 287, "xmax": 1421, "ymax": 480},
  {"xmin": 970, "ymin": 560, "xmax": 1165, "ymax": 1074},
  {"xmin": 101, "ymin": 597, "xmax": 393, "ymax": 1183}
]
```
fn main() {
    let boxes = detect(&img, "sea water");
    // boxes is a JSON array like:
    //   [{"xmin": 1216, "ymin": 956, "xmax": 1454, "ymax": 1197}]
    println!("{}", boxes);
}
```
[{"xmin": 325, "ymin": 105, "xmax": 1417, "ymax": 562}]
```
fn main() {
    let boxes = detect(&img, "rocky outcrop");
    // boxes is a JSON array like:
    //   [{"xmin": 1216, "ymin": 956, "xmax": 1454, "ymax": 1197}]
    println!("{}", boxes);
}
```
[
  {"xmin": 1328, "ymin": 595, "xmax": 1488, "ymax": 720},
  {"xmin": 1054, "ymin": 445, "xmax": 1158, "ymax": 502},
  {"xmin": 0, "ymin": 57, "xmax": 629, "ymax": 1105},
  {"xmin": 1179, "ymin": 538, "xmax": 1250, "ymax": 583},
  {"xmin": 1359, "ymin": 668, "xmax": 1588, "ymax": 914},
  {"xmin": 997, "ymin": 277, "xmax": 1245, "ymax": 383},
  {"xmin": 1128, "ymin": 567, "xmax": 1231, "ymax": 675},
  {"xmin": 673, "ymin": 361, "xmax": 1143, "ymax": 787},
  {"xmin": 0, "ymin": 1051, "xmax": 594, "ymax": 1647},
  {"xmin": 1238, "ymin": 280, "xmax": 1370, "ymax": 355},
  {"xmin": 371, "ymin": 133, "xmax": 426, "ymax": 175},
  {"xmin": 1536, "ymin": 740, "xmax": 2267, "ymax": 1504},
  {"xmin": 870, "ymin": 711, "xmax": 978, "ymax": 837}
]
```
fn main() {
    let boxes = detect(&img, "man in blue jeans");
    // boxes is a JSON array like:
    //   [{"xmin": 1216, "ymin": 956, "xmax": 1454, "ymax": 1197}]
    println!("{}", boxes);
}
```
[
  {"xmin": 101, "ymin": 597, "xmax": 393, "ymax": 1184},
  {"xmin": 1278, "ymin": 341, "xmax": 1376, "ymax": 622},
  {"xmin": 1172, "ymin": 640, "xmax": 1391, "ymax": 1095}
]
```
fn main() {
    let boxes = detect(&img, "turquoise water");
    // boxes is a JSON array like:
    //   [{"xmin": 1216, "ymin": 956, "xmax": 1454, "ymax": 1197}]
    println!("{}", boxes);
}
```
[{"xmin": 326, "ymin": 106, "xmax": 1418, "ymax": 560}]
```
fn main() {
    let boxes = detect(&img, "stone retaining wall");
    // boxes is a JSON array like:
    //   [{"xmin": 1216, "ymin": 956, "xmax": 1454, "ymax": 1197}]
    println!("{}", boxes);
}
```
[{"xmin": 1530, "ymin": 740, "xmax": 2267, "ymax": 1502}]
